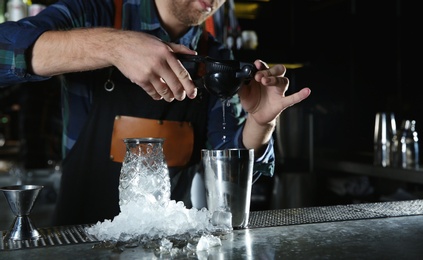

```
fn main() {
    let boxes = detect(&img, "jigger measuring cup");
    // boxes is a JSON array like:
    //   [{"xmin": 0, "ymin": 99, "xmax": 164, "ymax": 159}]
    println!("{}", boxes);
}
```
[
  {"xmin": 374, "ymin": 112, "xmax": 396, "ymax": 167},
  {"xmin": 0, "ymin": 185, "xmax": 44, "ymax": 241},
  {"xmin": 202, "ymin": 148, "xmax": 254, "ymax": 229}
]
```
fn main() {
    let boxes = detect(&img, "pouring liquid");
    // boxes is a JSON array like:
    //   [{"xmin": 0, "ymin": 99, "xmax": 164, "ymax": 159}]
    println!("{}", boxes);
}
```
[{"xmin": 221, "ymin": 98, "xmax": 232, "ymax": 143}]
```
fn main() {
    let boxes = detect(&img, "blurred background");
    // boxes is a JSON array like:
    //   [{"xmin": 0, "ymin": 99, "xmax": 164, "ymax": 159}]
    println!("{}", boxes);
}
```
[
  {"xmin": 232, "ymin": 0, "xmax": 423, "ymax": 210},
  {"xmin": 0, "ymin": 0, "xmax": 422, "ymax": 224}
]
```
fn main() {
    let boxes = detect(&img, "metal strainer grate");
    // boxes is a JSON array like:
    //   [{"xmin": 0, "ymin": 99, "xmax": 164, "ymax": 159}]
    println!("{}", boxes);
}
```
[
  {"xmin": 248, "ymin": 200, "xmax": 423, "ymax": 228},
  {"xmin": 1, "ymin": 224, "xmax": 97, "ymax": 251}
]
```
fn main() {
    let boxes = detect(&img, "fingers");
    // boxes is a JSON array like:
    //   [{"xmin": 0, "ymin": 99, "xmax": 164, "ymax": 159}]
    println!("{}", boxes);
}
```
[
  {"xmin": 132, "ymin": 45, "xmax": 197, "ymax": 102},
  {"xmin": 167, "ymin": 43, "xmax": 198, "ymax": 99},
  {"xmin": 153, "ymin": 67, "xmax": 185, "ymax": 102},
  {"xmin": 169, "ymin": 42, "xmax": 197, "ymax": 56},
  {"xmin": 254, "ymin": 63, "xmax": 287, "ymax": 87},
  {"xmin": 142, "ymin": 74, "xmax": 188, "ymax": 102},
  {"xmin": 285, "ymin": 87, "xmax": 312, "ymax": 107},
  {"xmin": 152, "ymin": 57, "xmax": 196, "ymax": 101},
  {"xmin": 135, "ymin": 73, "xmax": 183, "ymax": 102},
  {"xmin": 112, "ymin": 31, "xmax": 198, "ymax": 102},
  {"xmin": 165, "ymin": 56, "xmax": 196, "ymax": 99}
]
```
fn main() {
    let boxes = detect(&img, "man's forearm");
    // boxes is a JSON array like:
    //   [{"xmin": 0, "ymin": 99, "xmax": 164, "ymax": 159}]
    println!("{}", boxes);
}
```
[
  {"xmin": 30, "ymin": 28, "xmax": 120, "ymax": 76},
  {"xmin": 242, "ymin": 114, "xmax": 276, "ymax": 157}
]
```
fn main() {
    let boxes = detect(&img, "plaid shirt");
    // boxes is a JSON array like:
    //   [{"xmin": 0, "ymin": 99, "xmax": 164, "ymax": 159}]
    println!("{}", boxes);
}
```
[{"xmin": 0, "ymin": 0, "xmax": 274, "ymax": 176}]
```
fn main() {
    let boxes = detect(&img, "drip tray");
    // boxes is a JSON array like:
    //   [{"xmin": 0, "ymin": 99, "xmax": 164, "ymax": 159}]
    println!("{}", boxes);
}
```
[
  {"xmin": 2, "ymin": 200, "xmax": 423, "ymax": 251},
  {"xmin": 249, "ymin": 200, "xmax": 423, "ymax": 228},
  {"xmin": 1, "ymin": 224, "xmax": 97, "ymax": 251}
]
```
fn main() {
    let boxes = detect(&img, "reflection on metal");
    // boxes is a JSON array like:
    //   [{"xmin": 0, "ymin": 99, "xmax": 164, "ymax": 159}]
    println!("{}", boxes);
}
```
[
  {"xmin": 1, "ymin": 224, "xmax": 97, "ymax": 251},
  {"xmin": 0, "ymin": 185, "xmax": 44, "ymax": 241}
]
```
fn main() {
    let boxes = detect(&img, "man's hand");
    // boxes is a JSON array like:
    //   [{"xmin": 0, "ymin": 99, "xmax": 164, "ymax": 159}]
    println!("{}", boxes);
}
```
[
  {"xmin": 239, "ymin": 60, "xmax": 311, "ymax": 125},
  {"xmin": 31, "ymin": 28, "xmax": 198, "ymax": 102},
  {"xmin": 111, "ymin": 32, "xmax": 198, "ymax": 102},
  {"xmin": 238, "ymin": 60, "xmax": 311, "ymax": 155}
]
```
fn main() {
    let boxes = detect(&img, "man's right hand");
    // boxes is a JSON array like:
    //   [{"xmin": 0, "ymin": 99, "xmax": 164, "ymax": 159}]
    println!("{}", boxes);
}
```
[{"xmin": 31, "ymin": 28, "xmax": 198, "ymax": 101}]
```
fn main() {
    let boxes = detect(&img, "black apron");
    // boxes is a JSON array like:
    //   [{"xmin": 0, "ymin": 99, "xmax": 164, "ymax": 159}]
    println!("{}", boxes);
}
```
[{"xmin": 52, "ymin": 69, "xmax": 210, "ymax": 226}]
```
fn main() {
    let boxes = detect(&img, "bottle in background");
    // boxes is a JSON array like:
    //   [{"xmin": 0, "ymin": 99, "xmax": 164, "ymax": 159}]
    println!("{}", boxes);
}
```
[
  {"xmin": 0, "ymin": 0, "xmax": 5, "ymax": 23},
  {"xmin": 393, "ymin": 120, "xmax": 420, "ymax": 169},
  {"xmin": 5, "ymin": 0, "xmax": 27, "ymax": 21},
  {"xmin": 28, "ymin": 3, "xmax": 45, "ymax": 17}
]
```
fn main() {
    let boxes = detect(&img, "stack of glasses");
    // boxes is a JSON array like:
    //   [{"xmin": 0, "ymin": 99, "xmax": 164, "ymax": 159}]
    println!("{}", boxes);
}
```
[{"xmin": 374, "ymin": 112, "xmax": 419, "ymax": 169}]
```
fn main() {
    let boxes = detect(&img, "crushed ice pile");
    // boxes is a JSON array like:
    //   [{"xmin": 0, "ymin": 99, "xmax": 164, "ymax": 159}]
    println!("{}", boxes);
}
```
[
  {"xmin": 85, "ymin": 152, "xmax": 232, "ymax": 254},
  {"xmin": 86, "ymin": 198, "xmax": 229, "ymax": 243}
]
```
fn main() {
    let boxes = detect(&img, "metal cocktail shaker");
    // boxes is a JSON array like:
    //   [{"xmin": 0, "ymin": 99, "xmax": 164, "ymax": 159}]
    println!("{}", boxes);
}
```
[{"xmin": 202, "ymin": 148, "xmax": 254, "ymax": 229}]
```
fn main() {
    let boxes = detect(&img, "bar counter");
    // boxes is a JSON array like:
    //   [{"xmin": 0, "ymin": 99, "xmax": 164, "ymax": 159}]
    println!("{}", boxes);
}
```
[{"xmin": 2, "ymin": 200, "xmax": 423, "ymax": 259}]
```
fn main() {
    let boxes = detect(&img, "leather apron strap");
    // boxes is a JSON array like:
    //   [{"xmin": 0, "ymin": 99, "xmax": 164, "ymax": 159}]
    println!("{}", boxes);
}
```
[{"xmin": 114, "ymin": 0, "xmax": 122, "ymax": 29}]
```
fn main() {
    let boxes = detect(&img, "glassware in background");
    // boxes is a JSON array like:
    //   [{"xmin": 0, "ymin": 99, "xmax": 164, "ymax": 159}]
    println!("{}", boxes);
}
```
[
  {"xmin": 391, "ymin": 120, "xmax": 419, "ymax": 169},
  {"xmin": 28, "ymin": 3, "xmax": 45, "ymax": 16},
  {"xmin": 241, "ymin": 30, "xmax": 258, "ymax": 50},
  {"xmin": 5, "ymin": 0, "xmax": 27, "ymax": 21},
  {"xmin": 374, "ymin": 112, "xmax": 396, "ymax": 167},
  {"xmin": 0, "ymin": 0, "xmax": 5, "ymax": 23},
  {"xmin": 0, "ymin": 132, "xmax": 5, "ymax": 147}
]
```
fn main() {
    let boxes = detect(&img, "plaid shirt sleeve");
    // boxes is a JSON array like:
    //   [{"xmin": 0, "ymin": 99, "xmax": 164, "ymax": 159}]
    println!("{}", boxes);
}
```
[
  {"xmin": 0, "ymin": 22, "xmax": 50, "ymax": 86},
  {"xmin": 0, "ymin": 0, "xmax": 114, "ymax": 87}
]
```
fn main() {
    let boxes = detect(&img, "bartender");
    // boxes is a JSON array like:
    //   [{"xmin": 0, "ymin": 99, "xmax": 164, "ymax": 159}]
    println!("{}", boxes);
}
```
[{"xmin": 0, "ymin": 0, "xmax": 311, "ymax": 226}]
